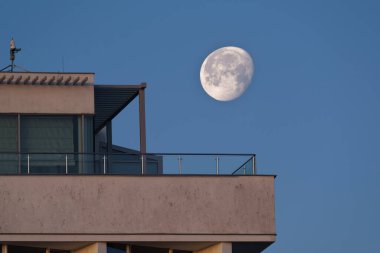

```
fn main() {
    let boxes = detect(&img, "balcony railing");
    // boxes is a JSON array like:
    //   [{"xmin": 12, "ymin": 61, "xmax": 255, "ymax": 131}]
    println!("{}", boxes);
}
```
[{"xmin": 0, "ymin": 153, "xmax": 256, "ymax": 175}]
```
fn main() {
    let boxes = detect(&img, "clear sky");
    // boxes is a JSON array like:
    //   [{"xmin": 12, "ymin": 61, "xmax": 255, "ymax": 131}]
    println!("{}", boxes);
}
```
[{"xmin": 1, "ymin": 0, "xmax": 379, "ymax": 252}]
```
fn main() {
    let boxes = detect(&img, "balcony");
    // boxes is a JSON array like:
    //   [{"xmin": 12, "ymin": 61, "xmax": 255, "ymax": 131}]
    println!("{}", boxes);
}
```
[{"xmin": 0, "ymin": 152, "xmax": 275, "ymax": 252}]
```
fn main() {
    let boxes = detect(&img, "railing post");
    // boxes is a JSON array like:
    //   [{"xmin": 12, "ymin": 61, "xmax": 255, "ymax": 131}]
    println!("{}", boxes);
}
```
[
  {"xmin": 253, "ymin": 154, "xmax": 256, "ymax": 175},
  {"xmin": 27, "ymin": 154, "xmax": 30, "ymax": 174},
  {"xmin": 141, "ymin": 154, "xmax": 145, "ymax": 175},
  {"xmin": 216, "ymin": 156, "xmax": 219, "ymax": 175},
  {"xmin": 178, "ymin": 155, "xmax": 182, "ymax": 174},
  {"xmin": 65, "ymin": 154, "xmax": 68, "ymax": 174},
  {"xmin": 243, "ymin": 165, "xmax": 246, "ymax": 175},
  {"xmin": 18, "ymin": 153, "xmax": 21, "ymax": 174},
  {"xmin": 103, "ymin": 155, "xmax": 107, "ymax": 174}
]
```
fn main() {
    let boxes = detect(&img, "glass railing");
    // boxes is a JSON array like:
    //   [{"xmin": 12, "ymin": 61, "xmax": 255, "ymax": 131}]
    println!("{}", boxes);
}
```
[{"xmin": 0, "ymin": 153, "xmax": 256, "ymax": 175}]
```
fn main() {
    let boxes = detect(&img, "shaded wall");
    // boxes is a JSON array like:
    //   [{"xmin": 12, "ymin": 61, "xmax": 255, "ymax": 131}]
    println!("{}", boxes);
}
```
[{"xmin": 0, "ymin": 175, "xmax": 275, "ymax": 242}]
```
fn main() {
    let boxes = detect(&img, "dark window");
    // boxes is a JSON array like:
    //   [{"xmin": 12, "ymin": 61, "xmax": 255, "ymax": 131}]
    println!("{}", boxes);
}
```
[
  {"xmin": 20, "ymin": 115, "xmax": 80, "ymax": 153},
  {"xmin": 0, "ymin": 115, "xmax": 17, "ymax": 152},
  {"xmin": 131, "ymin": 245, "xmax": 168, "ymax": 253},
  {"xmin": 51, "ymin": 250, "xmax": 70, "ymax": 253},
  {"xmin": 0, "ymin": 115, "xmax": 18, "ymax": 173},
  {"xmin": 8, "ymin": 245, "xmax": 45, "ymax": 253},
  {"xmin": 107, "ymin": 243, "xmax": 125, "ymax": 253},
  {"xmin": 0, "ymin": 114, "xmax": 94, "ymax": 174}
]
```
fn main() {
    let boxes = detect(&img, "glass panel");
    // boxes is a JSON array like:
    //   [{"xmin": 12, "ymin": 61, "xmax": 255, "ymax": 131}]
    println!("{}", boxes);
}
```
[
  {"xmin": 8, "ymin": 245, "xmax": 45, "ymax": 253},
  {"xmin": 20, "ymin": 115, "xmax": 81, "ymax": 173},
  {"xmin": 20, "ymin": 115, "xmax": 80, "ymax": 153},
  {"xmin": 83, "ymin": 116, "xmax": 94, "ymax": 153},
  {"xmin": 82, "ymin": 116, "xmax": 94, "ymax": 173},
  {"xmin": 82, "ymin": 153, "xmax": 95, "ymax": 174},
  {"xmin": 181, "ymin": 155, "xmax": 216, "ymax": 174},
  {"xmin": 220, "ymin": 155, "xmax": 253, "ymax": 175},
  {"xmin": 159, "ymin": 154, "xmax": 255, "ymax": 175},
  {"xmin": 231, "ymin": 157, "xmax": 254, "ymax": 175},
  {"xmin": 0, "ymin": 153, "xmax": 19, "ymax": 174},
  {"xmin": 20, "ymin": 153, "xmax": 63, "ymax": 174},
  {"xmin": 0, "ymin": 115, "xmax": 17, "ymax": 152},
  {"xmin": 107, "ymin": 243, "xmax": 125, "ymax": 253},
  {"xmin": 109, "ymin": 154, "xmax": 142, "ymax": 174},
  {"xmin": 0, "ymin": 115, "xmax": 18, "ymax": 173},
  {"xmin": 131, "ymin": 245, "xmax": 168, "ymax": 253}
]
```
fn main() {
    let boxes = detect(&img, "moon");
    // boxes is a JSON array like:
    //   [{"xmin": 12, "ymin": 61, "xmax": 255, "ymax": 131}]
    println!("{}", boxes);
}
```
[{"xmin": 200, "ymin": 46, "xmax": 254, "ymax": 101}]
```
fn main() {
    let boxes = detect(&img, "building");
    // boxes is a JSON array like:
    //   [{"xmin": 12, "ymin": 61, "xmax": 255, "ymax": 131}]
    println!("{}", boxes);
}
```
[{"xmin": 0, "ymin": 71, "xmax": 276, "ymax": 253}]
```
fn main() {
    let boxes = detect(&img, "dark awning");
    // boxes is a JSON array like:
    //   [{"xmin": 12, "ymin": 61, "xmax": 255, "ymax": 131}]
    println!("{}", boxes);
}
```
[{"xmin": 94, "ymin": 84, "xmax": 146, "ymax": 133}]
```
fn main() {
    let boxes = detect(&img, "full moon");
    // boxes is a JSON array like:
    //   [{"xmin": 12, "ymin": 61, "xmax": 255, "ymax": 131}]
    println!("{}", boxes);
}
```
[{"xmin": 200, "ymin": 46, "xmax": 254, "ymax": 101}]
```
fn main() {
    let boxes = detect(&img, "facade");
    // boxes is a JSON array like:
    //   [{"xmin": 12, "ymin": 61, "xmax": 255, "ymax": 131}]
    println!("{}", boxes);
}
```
[{"xmin": 0, "ymin": 71, "xmax": 276, "ymax": 253}]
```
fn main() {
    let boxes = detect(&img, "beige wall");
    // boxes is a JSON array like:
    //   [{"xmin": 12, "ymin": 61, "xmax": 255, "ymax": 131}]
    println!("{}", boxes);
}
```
[
  {"xmin": 196, "ymin": 243, "xmax": 232, "ymax": 253},
  {"xmin": 72, "ymin": 243, "xmax": 106, "ymax": 253},
  {"xmin": 0, "ymin": 85, "xmax": 94, "ymax": 114},
  {"xmin": 0, "ymin": 175, "xmax": 275, "ymax": 242}
]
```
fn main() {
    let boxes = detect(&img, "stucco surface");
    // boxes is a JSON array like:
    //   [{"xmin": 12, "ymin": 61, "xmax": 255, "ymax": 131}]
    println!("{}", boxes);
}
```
[
  {"xmin": 0, "ymin": 175, "xmax": 275, "ymax": 236},
  {"xmin": 0, "ymin": 85, "xmax": 94, "ymax": 114}
]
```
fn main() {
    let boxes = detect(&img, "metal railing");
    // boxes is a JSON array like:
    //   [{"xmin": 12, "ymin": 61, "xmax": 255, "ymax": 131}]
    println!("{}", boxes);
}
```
[{"xmin": 0, "ymin": 152, "xmax": 256, "ymax": 175}]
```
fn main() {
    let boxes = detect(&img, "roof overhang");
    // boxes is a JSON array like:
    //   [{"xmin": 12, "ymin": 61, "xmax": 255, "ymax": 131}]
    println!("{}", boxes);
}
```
[{"xmin": 94, "ymin": 84, "xmax": 146, "ymax": 133}]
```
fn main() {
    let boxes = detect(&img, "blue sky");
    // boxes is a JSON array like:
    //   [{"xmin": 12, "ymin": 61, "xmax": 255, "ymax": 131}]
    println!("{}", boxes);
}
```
[{"xmin": 1, "ymin": 0, "xmax": 380, "ymax": 252}]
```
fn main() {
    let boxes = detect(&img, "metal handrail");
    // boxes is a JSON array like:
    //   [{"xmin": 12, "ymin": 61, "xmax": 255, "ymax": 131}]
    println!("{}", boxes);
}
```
[
  {"xmin": 0, "ymin": 152, "xmax": 257, "ymax": 175},
  {"xmin": 231, "ymin": 154, "xmax": 256, "ymax": 175},
  {"xmin": 0, "ymin": 152, "xmax": 256, "ymax": 156}
]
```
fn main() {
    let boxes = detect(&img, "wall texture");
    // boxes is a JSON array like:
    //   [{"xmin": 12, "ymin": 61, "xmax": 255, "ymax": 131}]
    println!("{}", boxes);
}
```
[
  {"xmin": 0, "ymin": 84, "xmax": 94, "ymax": 114},
  {"xmin": 0, "ymin": 175, "xmax": 275, "ymax": 242}
]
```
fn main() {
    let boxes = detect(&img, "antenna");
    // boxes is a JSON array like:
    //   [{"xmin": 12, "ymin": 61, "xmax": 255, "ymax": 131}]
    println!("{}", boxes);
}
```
[
  {"xmin": 0, "ymin": 37, "xmax": 23, "ymax": 72},
  {"xmin": 10, "ymin": 37, "xmax": 21, "ymax": 72}
]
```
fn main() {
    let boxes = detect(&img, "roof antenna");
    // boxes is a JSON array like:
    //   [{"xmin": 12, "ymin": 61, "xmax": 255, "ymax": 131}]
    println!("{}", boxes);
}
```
[
  {"xmin": 10, "ymin": 37, "xmax": 21, "ymax": 72},
  {"xmin": 0, "ymin": 37, "xmax": 22, "ymax": 72}
]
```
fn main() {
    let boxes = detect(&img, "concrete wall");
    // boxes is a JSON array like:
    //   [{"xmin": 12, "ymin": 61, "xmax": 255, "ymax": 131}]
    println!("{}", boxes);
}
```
[
  {"xmin": 0, "ymin": 85, "xmax": 94, "ymax": 114},
  {"xmin": 195, "ymin": 243, "xmax": 232, "ymax": 253},
  {"xmin": 0, "ymin": 175, "xmax": 275, "ymax": 242}
]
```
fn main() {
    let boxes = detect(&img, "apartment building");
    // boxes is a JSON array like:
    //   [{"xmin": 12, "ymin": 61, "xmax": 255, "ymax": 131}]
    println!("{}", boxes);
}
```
[{"xmin": 0, "ymin": 71, "xmax": 276, "ymax": 253}]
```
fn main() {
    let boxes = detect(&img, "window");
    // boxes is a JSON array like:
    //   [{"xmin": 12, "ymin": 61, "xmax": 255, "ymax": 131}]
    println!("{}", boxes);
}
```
[
  {"xmin": 0, "ymin": 115, "xmax": 17, "ymax": 152},
  {"xmin": 0, "ymin": 115, "xmax": 18, "ymax": 173},
  {"xmin": 21, "ymin": 115, "xmax": 80, "ymax": 153},
  {"xmin": 8, "ymin": 245, "xmax": 45, "ymax": 253},
  {"xmin": 0, "ymin": 114, "xmax": 94, "ymax": 174},
  {"xmin": 107, "ymin": 243, "xmax": 126, "ymax": 253}
]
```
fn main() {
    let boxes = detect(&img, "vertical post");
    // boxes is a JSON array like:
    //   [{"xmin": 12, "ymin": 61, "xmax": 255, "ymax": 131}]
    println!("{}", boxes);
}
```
[
  {"xmin": 65, "ymin": 154, "xmax": 68, "ymax": 174},
  {"xmin": 17, "ymin": 114, "xmax": 21, "ymax": 173},
  {"xmin": 168, "ymin": 249, "xmax": 173, "ymax": 253},
  {"xmin": 81, "ymin": 114, "xmax": 85, "ymax": 173},
  {"xmin": 216, "ymin": 156, "xmax": 219, "ymax": 175},
  {"xmin": 45, "ymin": 248, "xmax": 50, "ymax": 253},
  {"xmin": 178, "ymin": 155, "xmax": 182, "ymax": 174},
  {"xmin": 139, "ymin": 84, "xmax": 147, "ymax": 155},
  {"xmin": 141, "ymin": 155, "xmax": 145, "ymax": 175},
  {"xmin": 27, "ymin": 154, "xmax": 30, "ymax": 174},
  {"xmin": 106, "ymin": 121, "xmax": 112, "ymax": 173},
  {"xmin": 243, "ymin": 165, "xmax": 246, "ymax": 175},
  {"xmin": 253, "ymin": 154, "xmax": 256, "ymax": 175},
  {"xmin": 126, "ymin": 245, "xmax": 131, "ymax": 253},
  {"xmin": 139, "ymin": 84, "xmax": 147, "ymax": 174},
  {"xmin": 2, "ymin": 244, "xmax": 8, "ymax": 253},
  {"xmin": 103, "ymin": 155, "xmax": 107, "ymax": 174}
]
